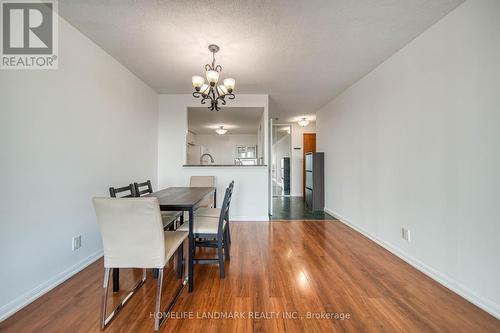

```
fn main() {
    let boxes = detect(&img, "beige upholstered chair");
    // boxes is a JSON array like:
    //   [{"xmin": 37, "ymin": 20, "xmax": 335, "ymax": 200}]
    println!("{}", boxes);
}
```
[
  {"xmin": 134, "ymin": 180, "xmax": 183, "ymax": 230},
  {"xmin": 93, "ymin": 197, "xmax": 188, "ymax": 331},
  {"xmin": 189, "ymin": 176, "xmax": 215, "ymax": 208}
]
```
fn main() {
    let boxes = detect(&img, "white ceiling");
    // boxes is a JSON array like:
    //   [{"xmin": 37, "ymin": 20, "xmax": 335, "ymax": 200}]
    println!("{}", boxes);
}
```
[
  {"xmin": 59, "ymin": 0, "xmax": 463, "ymax": 121},
  {"xmin": 188, "ymin": 107, "xmax": 263, "ymax": 135}
]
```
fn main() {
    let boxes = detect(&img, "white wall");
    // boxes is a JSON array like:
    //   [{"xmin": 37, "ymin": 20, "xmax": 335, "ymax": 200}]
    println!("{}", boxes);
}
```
[
  {"xmin": 291, "ymin": 122, "xmax": 316, "ymax": 196},
  {"xmin": 0, "ymin": 15, "xmax": 158, "ymax": 319},
  {"xmin": 193, "ymin": 134, "xmax": 257, "ymax": 165},
  {"xmin": 316, "ymin": 0, "xmax": 500, "ymax": 318},
  {"xmin": 158, "ymin": 94, "xmax": 269, "ymax": 220}
]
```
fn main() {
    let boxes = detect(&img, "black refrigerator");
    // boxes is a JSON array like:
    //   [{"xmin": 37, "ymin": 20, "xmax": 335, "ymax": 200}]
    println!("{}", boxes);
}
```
[
  {"xmin": 281, "ymin": 157, "xmax": 290, "ymax": 195},
  {"xmin": 305, "ymin": 152, "xmax": 324, "ymax": 211}
]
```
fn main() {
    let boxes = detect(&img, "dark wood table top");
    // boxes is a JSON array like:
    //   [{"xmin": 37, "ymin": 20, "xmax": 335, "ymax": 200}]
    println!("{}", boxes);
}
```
[{"xmin": 147, "ymin": 187, "xmax": 214, "ymax": 209}]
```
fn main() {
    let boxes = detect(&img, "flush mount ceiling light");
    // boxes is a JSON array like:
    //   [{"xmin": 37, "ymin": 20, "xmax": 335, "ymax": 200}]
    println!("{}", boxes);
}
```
[
  {"xmin": 192, "ymin": 44, "xmax": 236, "ymax": 111},
  {"xmin": 298, "ymin": 117, "xmax": 310, "ymax": 127},
  {"xmin": 215, "ymin": 126, "xmax": 228, "ymax": 135}
]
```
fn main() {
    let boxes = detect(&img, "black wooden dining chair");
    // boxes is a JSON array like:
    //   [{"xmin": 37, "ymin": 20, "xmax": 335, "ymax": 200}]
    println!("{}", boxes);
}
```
[
  {"xmin": 133, "ymin": 180, "xmax": 153, "ymax": 196},
  {"xmin": 134, "ymin": 180, "xmax": 183, "ymax": 231},
  {"xmin": 176, "ymin": 184, "xmax": 232, "ymax": 278},
  {"xmin": 109, "ymin": 184, "xmax": 135, "ymax": 198},
  {"xmin": 195, "ymin": 181, "xmax": 234, "ymax": 244}
]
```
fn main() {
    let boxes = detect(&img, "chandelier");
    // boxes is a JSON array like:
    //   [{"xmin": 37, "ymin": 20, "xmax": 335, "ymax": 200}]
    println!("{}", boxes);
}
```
[{"xmin": 191, "ymin": 44, "xmax": 236, "ymax": 111}]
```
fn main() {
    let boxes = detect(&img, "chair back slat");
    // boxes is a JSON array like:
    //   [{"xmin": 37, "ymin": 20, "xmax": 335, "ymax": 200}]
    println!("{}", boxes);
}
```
[
  {"xmin": 93, "ymin": 197, "xmax": 166, "ymax": 268},
  {"xmin": 109, "ymin": 184, "xmax": 135, "ymax": 198},
  {"xmin": 134, "ymin": 180, "xmax": 153, "ymax": 197}
]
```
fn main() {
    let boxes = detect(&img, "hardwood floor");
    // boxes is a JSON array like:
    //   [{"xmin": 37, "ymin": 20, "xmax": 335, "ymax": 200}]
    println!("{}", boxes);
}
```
[{"xmin": 1, "ymin": 221, "xmax": 499, "ymax": 332}]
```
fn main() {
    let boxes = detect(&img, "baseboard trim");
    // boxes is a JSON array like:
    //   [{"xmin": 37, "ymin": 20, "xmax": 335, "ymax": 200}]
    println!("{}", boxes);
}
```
[
  {"xmin": 0, "ymin": 249, "xmax": 104, "ymax": 322},
  {"xmin": 324, "ymin": 207, "xmax": 500, "ymax": 320},
  {"xmin": 231, "ymin": 216, "xmax": 269, "ymax": 221}
]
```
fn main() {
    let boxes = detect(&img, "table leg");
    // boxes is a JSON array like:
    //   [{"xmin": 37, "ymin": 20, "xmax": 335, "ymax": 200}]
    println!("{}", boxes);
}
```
[
  {"xmin": 214, "ymin": 188, "xmax": 217, "ymax": 208},
  {"xmin": 188, "ymin": 207, "xmax": 194, "ymax": 292},
  {"xmin": 112, "ymin": 268, "xmax": 119, "ymax": 292}
]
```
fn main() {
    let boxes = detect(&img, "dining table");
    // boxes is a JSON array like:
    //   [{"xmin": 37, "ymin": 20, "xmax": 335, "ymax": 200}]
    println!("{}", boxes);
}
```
[{"xmin": 111, "ymin": 186, "xmax": 216, "ymax": 293}]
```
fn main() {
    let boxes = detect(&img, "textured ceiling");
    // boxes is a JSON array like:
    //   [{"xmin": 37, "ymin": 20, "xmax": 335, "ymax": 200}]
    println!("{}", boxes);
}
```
[
  {"xmin": 59, "ymin": 0, "xmax": 463, "ymax": 121},
  {"xmin": 188, "ymin": 107, "xmax": 263, "ymax": 135}
]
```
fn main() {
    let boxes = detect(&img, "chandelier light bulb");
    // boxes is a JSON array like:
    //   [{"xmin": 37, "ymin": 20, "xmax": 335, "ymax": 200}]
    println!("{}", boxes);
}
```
[
  {"xmin": 192, "ymin": 75, "xmax": 204, "ymax": 89},
  {"xmin": 215, "ymin": 126, "xmax": 227, "ymax": 135},
  {"xmin": 206, "ymin": 70, "xmax": 219, "ymax": 85},
  {"xmin": 298, "ymin": 117, "xmax": 309, "ymax": 127},
  {"xmin": 199, "ymin": 84, "xmax": 209, "ymax": 95},
  {"xmin": 223, "ymin": 78, "xmax": 235, "ymax": 92},
  {"xmin": 218, "ymin": 85, "xmax": 228, "ymax": 96}
]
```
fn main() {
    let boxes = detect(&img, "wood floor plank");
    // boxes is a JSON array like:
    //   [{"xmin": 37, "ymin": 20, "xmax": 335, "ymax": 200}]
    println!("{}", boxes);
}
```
[{"xmin": 1, "ymin": 221, "xmax": 498, "ymax": 332}]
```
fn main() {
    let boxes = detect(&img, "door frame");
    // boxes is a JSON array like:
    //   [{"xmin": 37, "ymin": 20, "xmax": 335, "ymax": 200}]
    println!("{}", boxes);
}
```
[{"xmin": 271, "ymin": 123, "xmax": 292, "ymax": 198}]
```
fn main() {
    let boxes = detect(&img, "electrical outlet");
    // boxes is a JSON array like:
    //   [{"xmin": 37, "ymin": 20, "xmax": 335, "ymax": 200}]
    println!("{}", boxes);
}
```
[
  {"xmin": 401, "ymin": 228, "xmax": 411, "ymax": 242},
  {"xmin": 72, "ymin": 235, "xmax": 81, "ymax": 251}
]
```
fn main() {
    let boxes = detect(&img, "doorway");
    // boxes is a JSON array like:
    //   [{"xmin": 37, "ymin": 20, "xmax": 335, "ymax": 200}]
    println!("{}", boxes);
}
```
[
  {"xmin": 270, "ymin": 126, "xmax": 334, "ymax": 220},
  {"xmin": 271, "ymin": 124, "xmax": 291, "ymax": 197}
]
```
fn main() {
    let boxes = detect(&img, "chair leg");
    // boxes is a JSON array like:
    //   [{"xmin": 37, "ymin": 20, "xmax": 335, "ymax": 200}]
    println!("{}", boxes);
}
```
[
  {"xmin": 217, "ymin": 237, "xmax": 225, "ymax": 278},
  {"xmin": 226, "ymin": 222, "xmax": 232, "ymax": 244},
  {"xmin": 100, "ymin": 268, "xmax": 111, "ymax": 330},
  {"xmin": 112, "ymin": 268, "xmax": 119, "ymax": 292},
  {"xmin": 99, "ymin": 267, "xmax": 146, "ymax": 330},
  {"xmin": 177, "ymin": 244, "xmax": 183, "ymax": 279},
  {"xmin": 224, "ymin": 227, "xmax": 230, "ymax": 260},
  {"xmin": 154, "ymin": 268, "xmax": 164, "ymax": 331}
]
